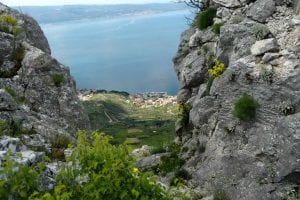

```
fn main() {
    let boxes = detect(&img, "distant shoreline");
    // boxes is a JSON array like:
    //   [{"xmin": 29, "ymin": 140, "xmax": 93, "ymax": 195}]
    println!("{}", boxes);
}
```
[{"xmin": 78, "ymin": 89, "xmax": 177, "ymax": 97}]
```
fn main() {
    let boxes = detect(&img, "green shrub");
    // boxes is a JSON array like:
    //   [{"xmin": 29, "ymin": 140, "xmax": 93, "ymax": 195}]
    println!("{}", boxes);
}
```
[
  {"xmin": 4, "ymin": 86, "xmax": 26, "ymax": 105},
  {"xmin": 195, "ymin": 8, "xmax": 217, "ymax": 30},
  {"xmin": 206, "ymin": 54, "xmax": 216, "ymax": 68},
  {"xmin": 233, "ymin": 94, "xmax": 258, "ymax": 121},
  {"xmin": 52, "ymin": 73, "xmax": 65, "ymax": 87},
  {"xmin": 4, "ymin": 86, "xmax": 17, "ymax": 97},
  {"xmin": 50, "ymin": 134, "xmax": 72, "ymax": 161},
  {"xmin": 177, "ymin": 102, "xmax": 192, "ymax": 127},
  {"xmin": 170, "ymin": 168, "xmax": 192, "ymax": 186},
  {"xmin": 250, "ymin": 24, "xmax": 270, "ymax": 40},
  {"xmin": 52, "ymin": 131, "xmax": 168, "ymax": 199},
  {"xmin": 158, "ymin": 143, "xmax": 185, "ymax": 174},
  {"xmin": 212, "ymin": 23, "xmax": 224, "ymax": 34},
  {"xmin": 0, "ymin": 131, "xmax": 171, "ymax": 199},
  {"xmin": 213, "ymin": 189, "xmax": 229, "ymax": 200},
  {"xmin": 205, "ymin": 77, "xmax": 214, "ymax": 96},
  {"xmin": 186, "ymin": 64, "xmax": 193, "ymax": 69},
  {"xmin": 0, "ymin": 119, "xmax": 23, "ymax": 137},
  {"xmin": 0, "ymin": 15, "xmax": 21, "ymax": 36},
  {"xmin": 0, "ymin": 154, "xmax": 41, "ymax": 200},
  {"xmin": 151, "ymin": 146, "xmax": 167, "ymax": 154},
  {"xmin": 260, "ymin": 66, "xmax": 274, "ymax": 83}
]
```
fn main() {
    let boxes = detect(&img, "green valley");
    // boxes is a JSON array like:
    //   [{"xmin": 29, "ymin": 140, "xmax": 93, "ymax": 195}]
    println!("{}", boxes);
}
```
[{"xmin": 80, "ymin": 91, "xmax": 178, "ymax": 149}]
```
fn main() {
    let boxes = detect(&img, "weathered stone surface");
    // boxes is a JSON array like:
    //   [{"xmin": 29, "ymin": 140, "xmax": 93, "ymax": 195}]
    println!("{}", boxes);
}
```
[
  {"xmin": 212, "ymin": 0, "xmax": 241, "ymax": 8},
  {"xmin": 132, "ymin": 145, "xmax": 152, "ymax": 158},
  {"xmin": 0, "ymin": 2, "xmax": 51, "ymax": 54},
  {"xmin": 0, "ymin": 1, "xmax": 90, "ymax": 179},
  {"xmin": 136, "ymin": 153, "xmax": 167, "ymax": 171},
  {"xmin": 247, "ymin": 0, "xmax": 276, "ymax": 23},
  {"xmin": 251, "ymin": 38, "xmax": 279, "ymax": 56},
  {"xmin": 0, "ymin": 89, "xmax": 18, "ymax": 111},
  {"xmin": 173, "ymin": 0, "xmax": 300, "ymax": 199},
  {"xmin": 295, "ymin": 0, "xmax": 300, "ymax": 14},
  {"xmin": 262, "ymin": 53, "xmax": 281, "ymax": 63}
]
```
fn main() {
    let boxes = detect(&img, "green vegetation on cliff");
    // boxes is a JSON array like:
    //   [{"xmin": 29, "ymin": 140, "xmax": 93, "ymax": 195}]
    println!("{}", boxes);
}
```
[{"xmin": 1, "ymin": 131, "xmax": 169, "ymax": 200}]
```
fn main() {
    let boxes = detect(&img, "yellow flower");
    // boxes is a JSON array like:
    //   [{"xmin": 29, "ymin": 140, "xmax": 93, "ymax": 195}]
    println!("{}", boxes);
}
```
[
  {"xmin": 132, "ymin": 168, "xmax": 139, "ymax": 175},
  {"xmin": 208, "ymin": 60, "xmax": 225, "ymax": 78}
]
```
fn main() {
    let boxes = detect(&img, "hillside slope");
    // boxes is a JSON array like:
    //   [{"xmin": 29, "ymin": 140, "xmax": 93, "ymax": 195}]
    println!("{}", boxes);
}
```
[{"xmin": 173, "ymin": 0, "xmax": 300, "ymax": 199}]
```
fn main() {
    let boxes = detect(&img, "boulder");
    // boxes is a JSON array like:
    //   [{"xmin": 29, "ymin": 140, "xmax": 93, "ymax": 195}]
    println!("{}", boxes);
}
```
[
  {"xmin": 136, "ymin": 153, "xmax": 168, "ymax": 171},
  {"xmin": 131, "ymin": 145, "xmax": 152, "ymax": 158},
  {"xmin": 251, "ymin": 38, "xmax": 279, "ymax": 56},
  {"xmin": 247, "ymin": 0, "xmax": 276, "ymax": 23}
]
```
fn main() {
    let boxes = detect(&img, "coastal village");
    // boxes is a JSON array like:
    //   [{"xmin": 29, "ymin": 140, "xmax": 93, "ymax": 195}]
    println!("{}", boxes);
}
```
[{"xmin": 78, "ymin": 90, "xmax": 177, "ymax": 107}]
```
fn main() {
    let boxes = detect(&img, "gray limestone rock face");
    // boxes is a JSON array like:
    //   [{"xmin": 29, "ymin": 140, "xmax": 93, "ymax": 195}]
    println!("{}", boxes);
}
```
[
  {"xmin": 247, "ymin": 0, "xmax": 276, "ymax": 23},
  {"xmin": 173, "ymin": 0, "xmax": 300, "ymax": 199},
  {"xmin": 136, "ymin": 153, "xmax": 168, "ymax": 171},
  {"xmin": 0, "ymin": 89, "xmax": 18, "ymax": 111},
  {"xmin": 0, "ymin": 3, "xmax": 51, "ymax": 54},
  {"xmin": 251, "ymin": 38, "xmax": 279, "ymax": 56},
  {"xmin": 0, "ymin": 2, "xmax": 90, "ymax": 168},
  {"xmin": 295, "ymin": 0, "xmax": 300, "ymax": 14},
  {"xmin": 212, "ymin": 0, "xmax": 241, "ymax": 8}
]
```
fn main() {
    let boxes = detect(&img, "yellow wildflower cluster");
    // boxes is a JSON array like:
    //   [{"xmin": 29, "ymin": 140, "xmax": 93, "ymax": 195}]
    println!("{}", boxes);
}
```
[
  {"xmin": 0, "ymin": 15, "xmax": 18, "ymax": 26},
  {"xmin": 0, "ymin": 15, "xmax": 21, "ymax": 36},
  {"xmin": 208, "ymin": 60, "xmax": 225, "ymax": 78},
  {"xmin": 132, "ymin": 167, "xmax": 140, "ymax": 175}
]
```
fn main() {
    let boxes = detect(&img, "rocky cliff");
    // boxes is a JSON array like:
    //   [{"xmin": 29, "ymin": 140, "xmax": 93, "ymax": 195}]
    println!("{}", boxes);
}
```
[
  {"xmin": 0, "ymin": 3, "xmax": 90, "ymax": 164},
  {"xmin": 174, "ymin": 0, "xmax": 300, "ymax": 199}
]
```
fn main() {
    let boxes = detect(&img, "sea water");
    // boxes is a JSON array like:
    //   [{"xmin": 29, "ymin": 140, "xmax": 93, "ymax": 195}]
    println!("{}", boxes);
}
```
[{"xmin": 40, "ymin": 8, "xmax": 190, "ymax": 95}]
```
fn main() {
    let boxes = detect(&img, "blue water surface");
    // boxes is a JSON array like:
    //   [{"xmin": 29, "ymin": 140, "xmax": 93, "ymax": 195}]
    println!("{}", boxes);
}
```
[{"xmin": 41, "ymin": 9, "xmax": 190, "ymax": 95}]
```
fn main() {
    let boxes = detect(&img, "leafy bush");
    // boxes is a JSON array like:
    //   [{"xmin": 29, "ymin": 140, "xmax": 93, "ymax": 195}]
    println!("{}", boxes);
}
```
[
  {"xmin": 0, "ymin": 154, "xmax": 41, "ymax": 200},
  {"xmin": 195, "ymin": 8, "xmax": 217, "ymax": 30},
  {"xmin": 177, "ymin": 102, "xmax": 192, "ymax": 127},
  {"xmin": 212, "ymin": 23, "xmax": 224, "ymax": 34},
  {"xmin": 52, "ymin": 73, "xmax": 65, "ymax": 87},
  {"xmin": 208, "ymin": 60, "xmax": 226, "ymax": 78},
  {"xmin": 233, "ymin": 94, "xmax": 258, "ymax": 121},
  {"xmin": 47, "ymin": 131, "xmax": 168, "ymax": 199},
  {"xmin": 213, "ymin": 189, "xmax": 229, "ymax": 200}
]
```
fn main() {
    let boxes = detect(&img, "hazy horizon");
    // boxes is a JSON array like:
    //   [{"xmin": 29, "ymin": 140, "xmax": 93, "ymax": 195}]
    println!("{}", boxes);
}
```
[{"xmin": 2, "ymin": 0, "xmax": 173, "ymax": 6}]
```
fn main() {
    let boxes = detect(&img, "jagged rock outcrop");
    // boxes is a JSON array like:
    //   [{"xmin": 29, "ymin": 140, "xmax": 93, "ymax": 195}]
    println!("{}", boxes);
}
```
[
  {"xmin": 173, "ymin": 0, "xmax": 300, "ymax": 199},
  {"xmin": 0, "ymin": 2, "xmax": 90, "ymax": 165}
]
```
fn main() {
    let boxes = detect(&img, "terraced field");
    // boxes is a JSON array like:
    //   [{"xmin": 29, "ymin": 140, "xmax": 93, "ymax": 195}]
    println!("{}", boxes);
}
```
[{"xmin": 81, "ymin": 92, "xmax": 177, "ymax": 148}]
